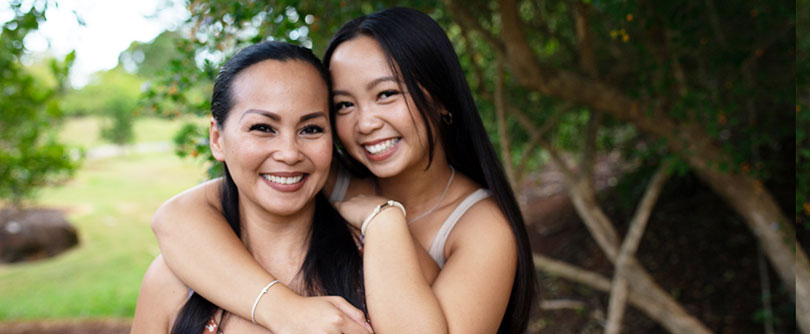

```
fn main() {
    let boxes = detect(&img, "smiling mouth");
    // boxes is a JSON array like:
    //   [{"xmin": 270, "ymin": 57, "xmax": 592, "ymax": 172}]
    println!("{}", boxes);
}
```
[
  {"xmin": 364, "ymin": 138, "xmax": 401, "ymax": 155},
  {"xmin": 261, "ymin": 174, "xmax": 305, "ymax": 185}
]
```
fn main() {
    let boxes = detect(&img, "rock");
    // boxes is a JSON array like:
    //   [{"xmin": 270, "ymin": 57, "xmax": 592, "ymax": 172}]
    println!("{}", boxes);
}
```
[{"xmin": 0, "ymin": 208, "xmax": 79, "ymax": 263}]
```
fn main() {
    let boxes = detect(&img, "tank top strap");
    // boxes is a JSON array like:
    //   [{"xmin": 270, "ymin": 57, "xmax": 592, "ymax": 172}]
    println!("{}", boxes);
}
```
[
  {"xmin": 328, "ymin": 165, "xmax": 351, "ymax": 204},
  {"xmin": 428, "ymin": 189, "xmax": 492, "ymax": 268}
]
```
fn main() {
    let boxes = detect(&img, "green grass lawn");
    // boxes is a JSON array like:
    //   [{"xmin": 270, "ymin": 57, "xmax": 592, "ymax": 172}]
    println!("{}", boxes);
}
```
[
  {"xmin": 58, "ymin": 115, "xmax": 207, "ymax": 148},
  {"xmin": 0, "ymin": 117, "xmax": 208, "ymax": 320}
]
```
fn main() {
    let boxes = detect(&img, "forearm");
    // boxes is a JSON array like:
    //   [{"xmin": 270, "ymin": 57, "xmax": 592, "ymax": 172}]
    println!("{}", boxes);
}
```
[
  {"xmin": 151, "ymin": 201, "xmax": 287, "ymax": 330},
  {"xmin": 362, "ymin": 209, "xmax": 448, "ymax": 333}
]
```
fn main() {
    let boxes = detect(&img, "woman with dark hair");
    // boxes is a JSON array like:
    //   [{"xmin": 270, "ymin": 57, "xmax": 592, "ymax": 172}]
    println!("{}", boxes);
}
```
[
  {"xmin": 131, "ymin": 41, "xmax": 373, "ymax": 334},
  {"xmin": 151, "ymin": 7, "xmax": 536, "ymax": 333}
]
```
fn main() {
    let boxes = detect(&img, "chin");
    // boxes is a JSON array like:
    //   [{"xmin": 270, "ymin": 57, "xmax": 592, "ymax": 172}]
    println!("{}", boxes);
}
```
[
  {"xmin": 264, "ymin": 202, "xmax": 308, "ymax": 217},
  {"xmin": 364, "ymin": 161, "xmax": 407, "ymax": 178},
  {"xmin": 263, "ymin": 194, "xmax": 315, "ymax": 216}
]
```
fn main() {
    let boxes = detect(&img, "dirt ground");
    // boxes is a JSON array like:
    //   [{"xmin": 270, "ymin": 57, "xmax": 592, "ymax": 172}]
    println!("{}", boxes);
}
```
[{"xmin": 0, "ymin": 319, "xmax": 132, "ymax": 334}]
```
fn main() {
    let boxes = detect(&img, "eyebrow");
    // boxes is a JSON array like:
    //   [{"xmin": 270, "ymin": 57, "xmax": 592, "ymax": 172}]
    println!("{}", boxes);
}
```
[
  {"xmin": 240, "ymin": 109, "xmax": 326, "ymax": 122},
  {"xmin": 241, "ymin": 109, "xmax": 279, "ymax": 121},
  {"xmin": 332, "ymin": 76, "xmax": 398, "ymax": 97},
  {"xmin": 300, "ymin": 112, "xmax": 327, "ymax": 122}
]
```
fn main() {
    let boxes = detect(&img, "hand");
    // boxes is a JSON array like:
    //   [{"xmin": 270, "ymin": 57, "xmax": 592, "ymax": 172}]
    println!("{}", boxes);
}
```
[
  {"xmin": 269, "ymin": 294, "xmax": 373, "ymax": 334},
  {"xmin": 334, "ymin": 194, "xmax": 392, "ymax": 230}
]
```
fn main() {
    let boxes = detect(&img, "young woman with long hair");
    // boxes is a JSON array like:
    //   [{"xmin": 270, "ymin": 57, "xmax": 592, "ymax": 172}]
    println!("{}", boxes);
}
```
[
  {"xmin": 150, "ymin": 7, "xmax": 536, "ymax": 333},
  {"xmin": 132, "ymin": 41, "xmax": 372, "ymax": 334}
]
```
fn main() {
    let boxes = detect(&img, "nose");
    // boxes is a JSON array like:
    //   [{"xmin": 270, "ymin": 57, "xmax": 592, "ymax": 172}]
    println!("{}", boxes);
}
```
[
  {"xmin": 271, "ymin": 134, "xmax": 303, "ymax": 165},
  {"xmin": 356, "ymin": 106, "xmax": 384, "ymax": 135}
]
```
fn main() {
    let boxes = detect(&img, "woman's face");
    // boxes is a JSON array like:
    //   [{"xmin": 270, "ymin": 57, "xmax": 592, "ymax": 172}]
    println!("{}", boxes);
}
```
[
  {"xmin": 210, "ymin": 59, "xmax": 332, "ymax": 217},
  {"xmin": 329, "ymin": 35, "xmax": 432, "ymax": 178}
]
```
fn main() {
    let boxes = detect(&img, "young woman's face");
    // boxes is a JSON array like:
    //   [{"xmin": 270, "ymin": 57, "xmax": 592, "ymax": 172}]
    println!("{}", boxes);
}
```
[
  {"xmin": 211, "ymin": 59, "xmax": 332, "ymax": 217},
  {"xmin": 329, "ymin": 35, "xmax": 432, "ymax": 178}
]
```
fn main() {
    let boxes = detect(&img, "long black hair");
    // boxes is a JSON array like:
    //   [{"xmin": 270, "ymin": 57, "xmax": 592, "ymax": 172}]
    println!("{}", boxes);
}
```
[
  {"xmin": 323, "ymin": 7, "xmax": 536, "ymax": 333},
  {"xmin": 171, "ymin": 41, "xmax": 364, "ymax": 334}
]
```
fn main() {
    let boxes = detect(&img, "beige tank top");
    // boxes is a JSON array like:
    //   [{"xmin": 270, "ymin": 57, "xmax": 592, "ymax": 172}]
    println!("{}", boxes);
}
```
[{"xmin": 329, "ymin": 168, "xmax": 492, "ymax": 268}]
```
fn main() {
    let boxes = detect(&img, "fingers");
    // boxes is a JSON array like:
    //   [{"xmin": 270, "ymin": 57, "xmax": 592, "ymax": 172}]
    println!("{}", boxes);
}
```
[{"xmin": 329, "ymin": 296, "xmax": 373, "ymax": 333}]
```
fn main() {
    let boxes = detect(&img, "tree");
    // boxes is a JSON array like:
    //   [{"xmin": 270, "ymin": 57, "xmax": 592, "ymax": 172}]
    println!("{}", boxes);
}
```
[
  {"xmin": 62, "ymin": 67, "xmax": 144, "ymax": 145},
  {"xmin": 150, "ymin": 1, "xmax": 801, "ymax": 332},
  {"xmin": 118, "ymin": 30, "xmax": 184, "ymax": 78},
  {"xmin": 444, "ymin": 1, "xmax": 805, "ymax": 332},
  {"xmin": 0, "ymin": 1, "xmax": 80, "ymax": 208}
]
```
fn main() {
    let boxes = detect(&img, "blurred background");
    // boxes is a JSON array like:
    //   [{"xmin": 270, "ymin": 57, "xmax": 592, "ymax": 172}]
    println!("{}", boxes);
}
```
[{"xmin": 0, "ymin": 0, "xmax": 803, "ymax": 333}]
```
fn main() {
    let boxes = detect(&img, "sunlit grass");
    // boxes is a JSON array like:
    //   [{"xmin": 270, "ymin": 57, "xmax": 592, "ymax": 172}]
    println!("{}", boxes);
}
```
[
  {"xmin": 0, "ymin": 117, "xmax": 208, "ymax": 320},
  {"xmin": 58, "ymin": 115, "xmax": 207, "ymax": 148}
]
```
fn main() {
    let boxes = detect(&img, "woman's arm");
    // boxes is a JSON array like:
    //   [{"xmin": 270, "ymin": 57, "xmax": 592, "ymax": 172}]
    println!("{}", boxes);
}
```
[
  {"xmin": 428, "ymin": 199, "xmax": 517, "ymax": 332},
  {"xmin": 337, "ymin": 196, "xmax": 517, "ymax": 333},
  {"xmin": 150, "ymin": 179, "xmax": 372, "ymax": 334}
]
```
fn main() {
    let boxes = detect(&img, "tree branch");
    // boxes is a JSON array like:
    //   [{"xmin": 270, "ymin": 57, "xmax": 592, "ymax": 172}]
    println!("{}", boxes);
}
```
[
  {"xmin": 534, "ymin": 252, "xmax": 712, "ymax": 334},
  {"xmin": 514, "ymin": 110, "xmax": 561, "ymax": 180},
  {"xmin": 539, "ymin": 299, "xmax": 587, "ymax": 311},
  {"xmin": 574, "ymin": 1, "xmax": 598, "ymax": 78},
  {"xmin": 459, "ymin": 28, "xmax": 488, "ymax": 99},
  {"xmin": 605, "ymin": 161, "xmax": 672, "ymax": 334},
  {"xmin": 443, "ymin": 0, "xmax": 505, "ymax": 56},
  {"xmin": 582, "ymin": 110, "xmax": 602, "ymax": 187},
  {"xmin": 494, "ymin": 56, "xmax": 515, "ymax": 184}
]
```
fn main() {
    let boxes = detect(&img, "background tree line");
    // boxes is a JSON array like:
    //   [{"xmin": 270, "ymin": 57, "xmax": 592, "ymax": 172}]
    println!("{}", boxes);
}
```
[
  {"xmin": 1, "ymin": 0, "xmax": 802, "ymax": 332},
  {"xmin": 147, "ymin": 1, "xmax": 801, "ymax": 332}
]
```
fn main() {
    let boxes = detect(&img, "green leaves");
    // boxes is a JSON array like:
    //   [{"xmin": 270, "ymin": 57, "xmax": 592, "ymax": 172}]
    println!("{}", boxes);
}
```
[{"xmin": 0, "ymin": 2, "xmax": 81, "ymax": 207}]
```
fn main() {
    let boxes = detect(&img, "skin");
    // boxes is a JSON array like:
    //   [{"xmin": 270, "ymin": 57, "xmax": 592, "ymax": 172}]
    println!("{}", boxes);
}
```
[
  {"xmin": 132, "ymin": 59, "xmax": 371, "ymax": 334},
  {"xmin": 151, "ymin": 37, "xmax": 518, "ymax": 333}
]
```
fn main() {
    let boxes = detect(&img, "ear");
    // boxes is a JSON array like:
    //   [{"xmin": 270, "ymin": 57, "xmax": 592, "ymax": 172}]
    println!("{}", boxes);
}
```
[{"xmin": 209, "ymin": 117, "xmax": 226, "ymax": 162}]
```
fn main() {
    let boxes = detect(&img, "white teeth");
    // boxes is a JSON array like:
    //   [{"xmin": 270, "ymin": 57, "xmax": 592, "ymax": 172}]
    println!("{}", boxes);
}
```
[
  {"xmin": 364, "ymin": 138, "xmax": 400, "ymax": 154},
  {"xmin": 263, "ymin": 174, "xmax": 304, "ymax": 185}
]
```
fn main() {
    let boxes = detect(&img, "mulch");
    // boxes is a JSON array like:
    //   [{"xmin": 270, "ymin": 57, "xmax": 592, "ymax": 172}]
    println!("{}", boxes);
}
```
[{"xmin": 0, "ymin": 319, "xmax": 131, "ymax": 334}]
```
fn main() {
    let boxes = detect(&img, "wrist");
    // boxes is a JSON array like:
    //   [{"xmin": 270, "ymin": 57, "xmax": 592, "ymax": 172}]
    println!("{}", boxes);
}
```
[
  {"xmin": 254, "ymin": 282, "xmax": 299, "ymax": 331},
  {"xmin": 362, "ymin": 206, "xmax": 407, "ymax": 236},
  {"xmin": 361, "ymin": 200, "xmax": 406, "ymax": 235}
]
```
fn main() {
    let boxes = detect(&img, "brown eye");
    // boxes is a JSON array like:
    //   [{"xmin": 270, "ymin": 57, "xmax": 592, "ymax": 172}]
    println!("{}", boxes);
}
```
[
  {"xmin": 299, "ymin": 125, "xmax": 324, "ymax": 135},
  {"xmin": 334, "ymin": 101, "xmax": 354, "ymax": 115},
  {"xmin": 378, "ymin": 90, "xmax": 399, "ymax": 100},
  {"xmin": 335, "ymin": 101, "xmax": 353, "ymax": 110},
  {"xmin": 249, "ymin": 124, "xmax": 275, "ymax": 133}
]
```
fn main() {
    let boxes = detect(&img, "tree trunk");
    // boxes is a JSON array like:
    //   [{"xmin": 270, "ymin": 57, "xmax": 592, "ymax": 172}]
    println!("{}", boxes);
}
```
[
  {"xmin": 491, "ymin": 1, "xmax": 808, "ymax": 330},
  {"xmin": 687, "ymin": 154, "xmax": 809, "ymax": 333}
]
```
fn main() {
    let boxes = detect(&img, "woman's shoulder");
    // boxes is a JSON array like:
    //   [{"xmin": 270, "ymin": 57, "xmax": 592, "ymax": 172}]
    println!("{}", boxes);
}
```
[
  {"xmin": 153, "ymin": 178, "xmax": 223, "ymax": 224},
  {"xmin": 445, "ymin": 176, "xmax": 516, "ymax": 256},
  {"xmin": 140, "ymin": 255, "xmax": 188, "ymax": 300},
  {"xmin": 133, "ymin": 255, "xmax": 190, "ymax": 332}
]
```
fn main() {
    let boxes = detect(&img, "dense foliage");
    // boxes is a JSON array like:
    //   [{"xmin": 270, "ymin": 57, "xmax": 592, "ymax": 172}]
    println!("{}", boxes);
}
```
[
  {"xmin": 0, "ymin": 1, "xmax": 80, "ymax": 207},
  {"xmin": 150, "ymin": 1, "xmax": 794, "ymax": 210}
]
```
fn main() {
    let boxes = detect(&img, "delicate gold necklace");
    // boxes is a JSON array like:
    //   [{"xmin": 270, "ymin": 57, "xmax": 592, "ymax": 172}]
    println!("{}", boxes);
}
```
[{"xmin": 407, "ymin": 166, "xmax": 455, "ymax": 225}]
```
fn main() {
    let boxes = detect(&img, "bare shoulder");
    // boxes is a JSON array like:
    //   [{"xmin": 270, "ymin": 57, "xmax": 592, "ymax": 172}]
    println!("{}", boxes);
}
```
[
  {"xmin": 432, "ymin": 194, "xmax": 518, "ymax": 332},
  {"xmin": 152, "ymin": 178, "xmax": 223, "ymax": 226},
  {"xmin": 132, "ymin": 255, "xmax": 189, "ymax": 333},
  {"xmin": 140, "ymin": 255, "xmax": 188, "ymax": 300},
  {"xmin": 446, "ymin": 195, "xmax": 517, "ymax": 261}
]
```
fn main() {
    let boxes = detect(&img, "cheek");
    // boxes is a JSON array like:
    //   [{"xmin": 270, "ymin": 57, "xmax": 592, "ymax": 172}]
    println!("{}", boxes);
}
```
[
  {"xmin": 335, "ymin": 116, "xmax": 355, "ymax": 148},
  {"xmin": 402, "ymin": 109, "xmax": 432, "ymax": 148},
  {"xmin": 306, "ymin": 138, "xmax": 333, "ymax": 172},
  {"xmin": 225, "ymin": 136, "xmax": 265, "ymax": 169}
]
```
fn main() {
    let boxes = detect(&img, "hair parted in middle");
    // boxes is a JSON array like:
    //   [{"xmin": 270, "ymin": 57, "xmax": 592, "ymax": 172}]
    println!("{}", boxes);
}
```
[{"xmin": 322, "ymin": 7, "xmax": 536, "ymax": 334}]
